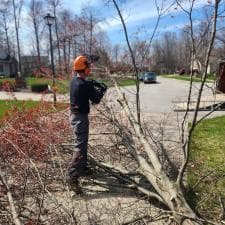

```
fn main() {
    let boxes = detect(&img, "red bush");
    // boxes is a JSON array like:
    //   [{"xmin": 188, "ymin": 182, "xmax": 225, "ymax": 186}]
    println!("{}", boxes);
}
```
[
  {"xmin": 0, "ymin": 80, "xmax": 16, "ymax": 91},
  {"xmin": 0, "ymin": 103, "xmax": 70, "ymax": 162}
]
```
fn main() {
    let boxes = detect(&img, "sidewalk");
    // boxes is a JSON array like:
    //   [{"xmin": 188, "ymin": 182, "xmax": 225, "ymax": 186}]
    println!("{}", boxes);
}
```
[
  {"xmin": 173, "ymin": 93, "xmax": 225, "ymax": 111},
  {"xmin": 0, "ymin": 91, "xmax": 69, "ymax": 103}
]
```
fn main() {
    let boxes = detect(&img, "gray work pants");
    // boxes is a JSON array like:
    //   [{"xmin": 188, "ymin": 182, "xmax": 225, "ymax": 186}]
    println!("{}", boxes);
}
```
[{"xmin": 68, "ymin": 113, "xmax": 89, "ymax": 179}]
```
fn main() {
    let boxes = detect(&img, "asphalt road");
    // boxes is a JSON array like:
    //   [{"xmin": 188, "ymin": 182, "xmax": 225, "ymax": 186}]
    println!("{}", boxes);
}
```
[
  {"xmin": 105, "ymin": 76, "xmax": 225, "ymax": 127},
  {"xmin": 120, "ymin": 76, "xmax": 215, "ymax": 113}
]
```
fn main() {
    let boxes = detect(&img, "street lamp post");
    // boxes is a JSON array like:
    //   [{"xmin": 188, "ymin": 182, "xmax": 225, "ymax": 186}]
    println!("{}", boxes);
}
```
[{"xmin": 44, "ymin": 13, "xmax": 57, "ymax": 105}]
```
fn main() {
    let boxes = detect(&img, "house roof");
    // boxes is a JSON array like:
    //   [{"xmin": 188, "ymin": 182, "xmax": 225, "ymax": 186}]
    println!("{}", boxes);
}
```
[
  {"xmin": 21, "ymin": 55, "xmax": 49, "ymax": 63},
  {"xmin": 219, "ymin": 58, "xmax": 225, "ymax": 64},
  {"xmin": 0, "ymin": 49, "xmax": 18, "ymax": 64},
  {"xmin": 0, "ymin": 50, "xmax": 10, "ymax": 61}
]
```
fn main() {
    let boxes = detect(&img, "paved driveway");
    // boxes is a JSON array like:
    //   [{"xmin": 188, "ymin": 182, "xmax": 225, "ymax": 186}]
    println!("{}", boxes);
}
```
[
  {"xmin": 120, "ymin": 76, "xmax": 215, "ymax": 113},
  {"xmin": 110, "ymin": 76, "xmax": 225, "ymax": 119}
]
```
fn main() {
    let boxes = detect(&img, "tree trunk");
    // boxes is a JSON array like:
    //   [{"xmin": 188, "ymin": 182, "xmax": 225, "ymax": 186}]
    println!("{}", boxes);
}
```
[
  {"xmin": 67, "ymin": 38, "xmax": 71, "ymax": 76},
  {"xmin": 3, "ymin": 13, "xmax": 10, "ymax": 55},
  {"xmin": 34, "ymin": 18, "xmax": 41, "ymax": 68},
  {"xmin": 53, "ymin": 7, "xmax": 61, "ymax": 71},
  {"xmin": 12, "ymin": 0, "xmax": 22, "ymax": 77},
  {"xmin": 113, "ymin": 82, "xmax": 203, "ymax": 224},
  {"xmin": 89, "ymin": 14, "xmax": 93, "ymax": 55}
]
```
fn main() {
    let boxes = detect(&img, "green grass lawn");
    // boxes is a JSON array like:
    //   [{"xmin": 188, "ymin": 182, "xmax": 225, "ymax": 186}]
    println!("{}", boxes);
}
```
[
  {"xmin": 117, "ymin": 78, "xmax": 136, "ymax": 86},
  {"xmin": 0, "ymin": 100, "xmax": 39, "ymax": 119},
  {"xmin": 26, "ymin": 77, "xmax": 69, "ymax": 94},
  {"xmin": 162, "ymin": 74, "xmax": 215, "ymax": 83},
  {"xmin": 188, "ymin": 115, "xmax": 225, "ymax": 220},
  {"xmin": 0, "ymin": 77, "xmax": 69, "ymax": 93},
  {"xmin": 0, "ymin": 77, "xmax": 136, "ymax": 94},
  {"xmin": 96, "ymin": 77, "xmax": 136, "ymax": 87},
  {"xmin": 27, "ymin": 77, "xmax": 136, "ymax": 90}
]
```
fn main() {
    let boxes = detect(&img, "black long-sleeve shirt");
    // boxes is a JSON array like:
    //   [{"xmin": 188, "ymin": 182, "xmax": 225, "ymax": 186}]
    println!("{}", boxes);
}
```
[{"xmin": 70, "ymin": 76, "xmax": 100, "ymax": 114}]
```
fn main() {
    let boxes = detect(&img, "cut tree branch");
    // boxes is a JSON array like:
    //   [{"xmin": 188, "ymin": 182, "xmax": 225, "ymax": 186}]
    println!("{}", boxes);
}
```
[{"xmin": 0, "ymin": 170, "xmax": 22, "ymax": 225}]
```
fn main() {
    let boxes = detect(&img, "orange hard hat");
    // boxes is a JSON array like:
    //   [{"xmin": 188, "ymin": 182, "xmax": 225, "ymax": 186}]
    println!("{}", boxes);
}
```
[{"xmin": 73, "ymin": 55, "xmax": 89, "ymax": 71}]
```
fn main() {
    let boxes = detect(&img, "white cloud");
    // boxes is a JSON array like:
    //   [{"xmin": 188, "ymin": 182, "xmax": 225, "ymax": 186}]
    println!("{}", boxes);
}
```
[
  {"xmin": 64, "ymin": 0, "xmax": 102, "ymax": 13},
  {"xmin": 98, "ymin": 0, "xmax": 211, "ymax": 32},
  {"xmin": 98, "ymin": 0, "xmax": 159, "ymax": 31},
  {"xmin": 159, "ymin": 20, "xmax": 201, "ymax": 32}
]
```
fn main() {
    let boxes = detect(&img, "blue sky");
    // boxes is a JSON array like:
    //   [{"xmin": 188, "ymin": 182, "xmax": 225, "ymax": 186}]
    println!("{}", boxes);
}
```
[
  {"xmin": 15, "ymin": 0, "xmax": 211, "ymax": 54},
  {"xmin": 61, "ymin": 0, "xmax": 210, "ymax": 45}
]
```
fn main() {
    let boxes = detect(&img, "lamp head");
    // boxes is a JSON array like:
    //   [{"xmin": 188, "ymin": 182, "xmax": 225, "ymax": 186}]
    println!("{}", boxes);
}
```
[{"xmin": 44, "ymin": 13, "xmax": 55, "ymax": 26}]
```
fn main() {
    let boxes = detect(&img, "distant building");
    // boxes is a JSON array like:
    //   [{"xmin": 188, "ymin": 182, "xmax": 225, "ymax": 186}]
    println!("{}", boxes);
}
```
[
  {"xmin": 0, "ymin": 49, "xmax": 18, "ymax": 77},
  {"xmin": 192, "ymin": 59, "xmax": 202, "ymax": 74},
  {"xmin": 156, "ymin": 61, "xmax": 167, "ymax": 74},
  {"xmin": 192, "ymin": 56, "xmax": 211, "ymax": 75},
  {"xmin": 21, "ymin": 56, "xmax": 49, "ymax": 75}
]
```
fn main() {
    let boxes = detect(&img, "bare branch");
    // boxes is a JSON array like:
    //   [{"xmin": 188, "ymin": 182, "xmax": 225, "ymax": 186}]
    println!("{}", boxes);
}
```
[
  {"xmin": 177, "ymin": 0, "xmax": 222, "ymax": 187},
  {"xmin": 89, "ymin": 154, "xmax": 164, "ymax": 203},
  {"xmin": 111, "ymin": 0, "xmax": 141, "ymax": 124},
  {"xmin": 219, "ymin": 197, "xmax": 225, "ymax": 221},
  {"xmin": 0, "ymin": 171, "xmax": 22, "ymax": 225}
]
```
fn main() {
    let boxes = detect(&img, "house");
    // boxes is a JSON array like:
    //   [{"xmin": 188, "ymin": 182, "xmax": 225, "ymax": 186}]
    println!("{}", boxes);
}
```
[
  {"xmin": 0, "ymin": 49, "xmax": 18, "ymax": 77},
  {"xmin": 192, "ymin": 55, "xmax": 211, "ymax": 75},
  {"xmin": 192, "ymin": 59, "xmax": 202, "ymax": 74},
  {"xmin": 21, "ymin": 56, "xmax": 49, "ymax": 75}
]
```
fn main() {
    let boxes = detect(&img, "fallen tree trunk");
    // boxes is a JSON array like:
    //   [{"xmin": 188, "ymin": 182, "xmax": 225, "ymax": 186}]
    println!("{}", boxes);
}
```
[{"xmin": 112, "ymin": 87, "xmax": 201, "ymax": 225}]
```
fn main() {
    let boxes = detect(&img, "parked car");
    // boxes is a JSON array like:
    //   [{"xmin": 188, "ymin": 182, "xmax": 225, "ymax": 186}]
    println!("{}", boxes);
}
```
[
  {"xmin": 143, "ymin": 72, "xmax": 157, "ymax": 83},
  {"xmin": 178, "ymin": 68, "xmax": 185, "ymax": 75}
]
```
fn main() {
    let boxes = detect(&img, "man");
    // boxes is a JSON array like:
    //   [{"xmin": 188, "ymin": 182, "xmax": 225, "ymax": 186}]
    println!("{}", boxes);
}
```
[{"xmin": 67, "ymin": 55, "xmax": 106, "ymax": 194}]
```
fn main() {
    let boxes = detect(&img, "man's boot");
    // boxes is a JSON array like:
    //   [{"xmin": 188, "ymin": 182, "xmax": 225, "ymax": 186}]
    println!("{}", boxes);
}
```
[
  {"xmin": 67, "ymin": 178, "xmax": 83, "ymax": 195},
  {"xmin": 81, "ymin": 167, "xmax": 94, "ymax": 177}
]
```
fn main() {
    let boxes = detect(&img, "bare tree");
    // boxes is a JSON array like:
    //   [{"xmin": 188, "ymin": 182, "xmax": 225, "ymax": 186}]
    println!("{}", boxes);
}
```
[
  {"xmin": 81, "ymin": 6, "xmax": 100, "ymax": 56},
  {"xmin": 12, "ymin": 0, "xmax": 23, "ymax": 77},
  {"xmin": 0, "ymin": 0, "xmax": 11, "ymax": 55},
  {"xmin": 48, "ymin": 0, "xmax": 62, "ymax": 69},
  {"xmin": 176, "ymin": 0, "xmax": 197, "ymax": 78},
  {"xmin": 110, "ymin": 0, "xmax": 141, "ymax": 125},
  {"xmin": 178, "ymin": 26, "xmax": 192, "ymax": 73},
  {"xmin": 28, "ymin": 0, "xmax": 44, "ymax": 68},
  {"xmin": 112, "ymin": 44, "xmax": 120, "ymax": 63},
  {"xmin": 58, "ymin": 9, "xmax": 73, "ymax": 74},
  {"xmin": 153, "ymin": 32, "xmax": 179, "ymax": 74}
]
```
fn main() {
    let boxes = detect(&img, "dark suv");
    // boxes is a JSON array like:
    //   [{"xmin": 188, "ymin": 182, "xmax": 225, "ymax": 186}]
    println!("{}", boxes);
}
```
[{"xmin": 143, "ymin": 72, "xmax": 157, "ymax": 83}]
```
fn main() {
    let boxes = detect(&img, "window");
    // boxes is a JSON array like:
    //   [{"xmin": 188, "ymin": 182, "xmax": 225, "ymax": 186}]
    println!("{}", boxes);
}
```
[{"xmin": 0, "ymin": 64, "xmax": 3, "ymax": 73}]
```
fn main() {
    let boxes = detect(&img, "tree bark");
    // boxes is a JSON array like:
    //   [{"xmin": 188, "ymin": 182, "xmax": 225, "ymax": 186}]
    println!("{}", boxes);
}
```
[
  {"xmin": 2, "ymin": 12, "xmax": 11, "ymax": 55},
  {"xmin": 112, "ymin": 0, "xmax": 141, "ymax": 125},
  {"xmin": 34, "ymin": 18, "xmax": 41, "ymax": 67},
  {"xmin": 12, "ymin": 0, "xmax": 22, "ymax": 77},
  {"xmin": 53, "ymin": 3, "xmax": 61, "ymax": 70}
]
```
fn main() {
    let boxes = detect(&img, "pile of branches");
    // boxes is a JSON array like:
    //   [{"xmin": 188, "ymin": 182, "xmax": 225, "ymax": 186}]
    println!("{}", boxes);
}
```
[{"xmin": 0, "ymin": 103, "xmax": 72, "ymax": 225}]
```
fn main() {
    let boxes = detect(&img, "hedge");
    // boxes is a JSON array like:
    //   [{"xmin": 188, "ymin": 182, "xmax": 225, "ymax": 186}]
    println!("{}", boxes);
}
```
[{"xmin": 31, "ymin": 83, "xmax": 49, "ymax": 93}]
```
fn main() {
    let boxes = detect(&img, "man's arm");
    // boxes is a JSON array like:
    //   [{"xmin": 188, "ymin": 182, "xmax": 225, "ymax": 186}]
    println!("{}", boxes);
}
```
[{"xmin": 87, "ymin": 80, "xmax": 107, "ymax": 104}]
